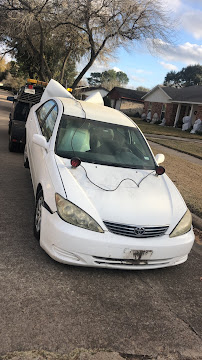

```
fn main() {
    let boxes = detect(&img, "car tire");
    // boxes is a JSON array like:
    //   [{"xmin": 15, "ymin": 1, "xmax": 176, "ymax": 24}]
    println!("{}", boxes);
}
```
[
  {"xmin": 34, "ymin": 190, "xmax": 44, "ymax": 241},
  {"xmin": 8, "ymin": 134, "xmax": 16, "ymax": 152}
]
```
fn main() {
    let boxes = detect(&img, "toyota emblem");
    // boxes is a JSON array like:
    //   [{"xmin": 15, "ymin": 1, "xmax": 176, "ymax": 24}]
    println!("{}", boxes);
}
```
[{"xmin": 133, "ymin": 227, "xmax": 145, "ymax": 236}]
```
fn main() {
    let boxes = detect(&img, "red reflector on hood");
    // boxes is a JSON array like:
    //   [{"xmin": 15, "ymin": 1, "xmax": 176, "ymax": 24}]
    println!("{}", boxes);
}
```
[
  {"xmin": 156, "ymin": 166, "xmax": 165, "ymax": 175},
  {"xmin": 71, "ymin": 157, "xmax": 81, "ymax": 168}
]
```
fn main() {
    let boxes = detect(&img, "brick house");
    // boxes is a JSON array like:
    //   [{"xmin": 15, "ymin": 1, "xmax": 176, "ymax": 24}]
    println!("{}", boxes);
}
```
[
  {"xmin": 107, "ymin": 87, "xmax": 146, "ymax": 116},
  {"xmin": 142, "ymin": 85, "xmax": 202, "ymax": 127}
]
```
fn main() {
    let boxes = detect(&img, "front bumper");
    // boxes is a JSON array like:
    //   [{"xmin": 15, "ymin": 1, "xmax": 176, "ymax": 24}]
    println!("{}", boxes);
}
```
[{"xmin": 40, "ymin": 207, "xmax": 195, "ymax": 270}]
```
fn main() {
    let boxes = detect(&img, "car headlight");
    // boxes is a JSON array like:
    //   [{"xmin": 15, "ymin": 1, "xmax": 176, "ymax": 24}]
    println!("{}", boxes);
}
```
[
  {"xmin": 169, "ymin": 209, "xmax": 192, "ymax": 238},
  {"xmin": 55, "ymin": 193, "xmax": 104, "ymax": 233}
]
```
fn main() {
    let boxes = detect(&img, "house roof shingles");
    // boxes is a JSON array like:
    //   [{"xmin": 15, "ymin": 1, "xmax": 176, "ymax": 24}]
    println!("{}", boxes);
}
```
[
  {"xmin": 108, "ymin": 87, "xmax": 147, "ymax": 102},
  {"xmin": 161, "ymin": 85, "xmax": 202, "ymax": 103}
]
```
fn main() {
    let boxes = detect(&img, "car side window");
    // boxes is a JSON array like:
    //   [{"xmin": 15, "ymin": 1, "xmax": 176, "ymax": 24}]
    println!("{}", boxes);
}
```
[
  {"xmin": 36, "ymin": 100, "xmax": 56, "ymax": 129},
  {"xmin": 41, "ymin": 105, "xmax": 58, "ymax": 141}
]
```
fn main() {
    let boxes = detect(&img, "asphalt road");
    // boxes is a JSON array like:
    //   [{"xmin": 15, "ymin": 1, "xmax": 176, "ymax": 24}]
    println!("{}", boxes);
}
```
[{"xmin": 0, "ymin": 89, "xmax": 202, "ymax": 360}]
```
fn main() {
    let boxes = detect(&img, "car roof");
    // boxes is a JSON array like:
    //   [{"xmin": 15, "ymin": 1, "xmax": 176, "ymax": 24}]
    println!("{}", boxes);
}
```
[{"xmin": 58, "ymin": 97, "xmax": 137, "ymax": 127}]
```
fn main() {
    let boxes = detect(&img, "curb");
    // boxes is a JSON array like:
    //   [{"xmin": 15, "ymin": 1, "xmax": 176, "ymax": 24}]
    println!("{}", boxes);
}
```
[{"xmin": 192, "ymin": 213, "xmax": 202, "ymax": 230}]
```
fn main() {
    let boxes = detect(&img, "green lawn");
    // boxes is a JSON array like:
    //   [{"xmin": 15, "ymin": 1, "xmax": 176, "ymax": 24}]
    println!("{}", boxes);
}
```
[{"xmin": 132, "ymin": 118, "xmax": 202, "ymax": 139}]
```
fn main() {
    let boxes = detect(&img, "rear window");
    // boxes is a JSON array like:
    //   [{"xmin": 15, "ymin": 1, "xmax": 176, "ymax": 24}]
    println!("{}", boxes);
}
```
[
  {"xmin": 13, "ymin": 102, "xmax": 30, "ymax": 122},
  {"xmin": 55, "ymin": 115, "xmax": 155, "ymax": 170}
]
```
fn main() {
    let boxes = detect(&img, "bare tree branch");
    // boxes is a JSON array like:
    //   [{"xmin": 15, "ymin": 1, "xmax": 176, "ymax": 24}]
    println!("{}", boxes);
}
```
[{"xmin": 0, "ymin": 0, "xmax": 176, "ymax": 87}]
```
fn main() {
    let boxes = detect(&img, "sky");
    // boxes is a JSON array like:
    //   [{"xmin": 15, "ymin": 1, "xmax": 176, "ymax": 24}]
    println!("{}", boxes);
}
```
[{"xmin": 82, "ymin": 0, "xmax": 202, "ymax": 90}]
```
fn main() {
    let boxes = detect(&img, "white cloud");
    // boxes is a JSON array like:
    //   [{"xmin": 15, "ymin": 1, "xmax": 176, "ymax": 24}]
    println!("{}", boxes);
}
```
[
  {"xmin": 159, "ymin": 61, "xmax": 178, "ymax": 71},
  {"xmin": 113, "ymin": 67, "xmax": 121, "ymax": 72},
  {"xmin": 158, "ymin": 0, "xmax": 202, "ymax": 39},
  {"xmin": 135, "ymin": 69, "xmax": 144, "ymax": 73},
  {"xmin": 131, "ymin": 75, "xmax": 146, "ymax": 83},
  {"xmin": 154, "ymin": 40, "xmax": 202, "ymax": 65},
  {"xmin": 131, "ymin": 68, "xmax": 152, "ymax": 75},
  {"xmin": 182, "ymin": 10, "xmax": 202, "ymax": 39},
  {"xmin": 160, "ymin": 0, "xmax": 182, "ymax": 12}
]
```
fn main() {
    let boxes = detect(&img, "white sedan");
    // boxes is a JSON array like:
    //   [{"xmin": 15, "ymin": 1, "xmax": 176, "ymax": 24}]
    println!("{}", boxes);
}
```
[{"xmin": 24, "ymin": 79, "xmax": 194, "ymax": 270}]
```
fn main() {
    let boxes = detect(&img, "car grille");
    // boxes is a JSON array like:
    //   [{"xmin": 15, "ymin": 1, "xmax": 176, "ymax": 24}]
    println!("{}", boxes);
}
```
[{"xmin": 103, "ymin": 221, "xmax": 169, "ymax": 238}]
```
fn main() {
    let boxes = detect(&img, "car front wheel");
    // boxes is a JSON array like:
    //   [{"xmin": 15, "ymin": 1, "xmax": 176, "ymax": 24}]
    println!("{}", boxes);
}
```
[{"xmin": 34, "ymin": 190, "xmax": 44, "ymax": 240}]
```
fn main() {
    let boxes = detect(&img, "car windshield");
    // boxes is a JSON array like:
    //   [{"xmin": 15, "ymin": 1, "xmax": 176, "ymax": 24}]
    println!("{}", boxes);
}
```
[{"xmin": 55, "ymin": 115, "xmax": 156, "ymax": 169}]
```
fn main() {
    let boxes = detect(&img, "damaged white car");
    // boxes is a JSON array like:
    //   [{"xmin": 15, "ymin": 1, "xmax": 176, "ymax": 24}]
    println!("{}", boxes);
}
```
[{"xmin": 24, "ymin": 79, "xmax": 194, "ymax": 269}]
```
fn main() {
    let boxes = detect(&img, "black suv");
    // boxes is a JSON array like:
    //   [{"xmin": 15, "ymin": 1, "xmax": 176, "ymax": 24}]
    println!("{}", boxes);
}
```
[{"xmin": 8, "ymin": 80, "xmax": 46, "ymax": 151}]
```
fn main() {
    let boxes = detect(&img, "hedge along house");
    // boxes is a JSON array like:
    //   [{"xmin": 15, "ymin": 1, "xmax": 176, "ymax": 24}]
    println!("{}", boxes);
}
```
[
  {"xmin": 142, "ymin": 85, "xmax": 202, "ymax": 127},
  {"xmin": 107, "ymin": 87, "xmax": 146, "ymax": 117}
]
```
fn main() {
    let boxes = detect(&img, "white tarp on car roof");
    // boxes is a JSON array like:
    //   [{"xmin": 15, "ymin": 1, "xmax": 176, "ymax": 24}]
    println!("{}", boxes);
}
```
[
  {"xmin": 41, "ymin": 79, "xmax": 74, "ymax": 102},
  {"xmin": 84, "ymin": 91, "xmax": 104, "ymax": 105}
]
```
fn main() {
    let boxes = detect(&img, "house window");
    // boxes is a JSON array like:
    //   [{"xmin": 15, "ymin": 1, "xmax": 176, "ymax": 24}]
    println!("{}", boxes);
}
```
[{"xmin": 161, "ymin": 104, "xmax": 166, "ymax": 120}]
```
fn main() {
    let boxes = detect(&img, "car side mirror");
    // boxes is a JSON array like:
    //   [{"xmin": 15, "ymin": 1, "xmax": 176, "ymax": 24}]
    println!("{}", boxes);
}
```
[
  {"xmin": 32, "ymin": 134, "xmax": 48, "ymax": 150},
  {"xmin": 155, "ymin": 153, "xmax": 165, "ymax": 165}
]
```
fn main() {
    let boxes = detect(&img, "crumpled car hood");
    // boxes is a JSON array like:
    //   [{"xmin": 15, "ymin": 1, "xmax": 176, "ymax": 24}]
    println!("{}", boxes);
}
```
[{"xmin": 55, "ymin": 156, "xmax": 187, "ymax": 229}]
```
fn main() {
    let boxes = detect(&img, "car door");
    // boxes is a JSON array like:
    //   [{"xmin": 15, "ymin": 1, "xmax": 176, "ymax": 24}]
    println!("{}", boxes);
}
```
[{"xmin": 29, "ymin": 100, "xmax": 58, "ymax": 194}]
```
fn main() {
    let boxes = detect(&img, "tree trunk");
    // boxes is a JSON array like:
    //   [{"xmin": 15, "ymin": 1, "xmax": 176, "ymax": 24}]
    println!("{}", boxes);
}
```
[
  {"xmin": 71, "ymin": 36, "xmax": 108, "ymax": 89},
  {"xmin": 38, "ymin": 20, "xmax": 52, "ymax": 81},
  {"xmin": 60, "ymin": 48, "xmax": 72, "ymax": 84},
  {"xmin": 26, "ymin": 28, "xmax": 52, "ymax": 81},
  {"xmin": 71, "ymin": 57, "xmax": 95, "ymax": 89}
]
